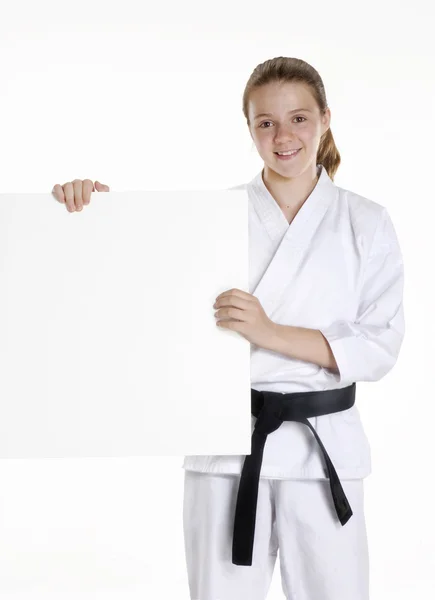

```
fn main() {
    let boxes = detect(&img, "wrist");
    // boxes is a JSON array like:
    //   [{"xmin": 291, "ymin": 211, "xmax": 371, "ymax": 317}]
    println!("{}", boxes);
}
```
[{"xmin": 265, "ymin": 321, "xmax": 284, "ymax": 353}]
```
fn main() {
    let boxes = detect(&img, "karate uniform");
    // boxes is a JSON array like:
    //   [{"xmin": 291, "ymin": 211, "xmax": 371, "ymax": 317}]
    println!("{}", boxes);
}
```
[{"xmin": 182, "ymin": 164, "xmax": 405, "ymax": 599}]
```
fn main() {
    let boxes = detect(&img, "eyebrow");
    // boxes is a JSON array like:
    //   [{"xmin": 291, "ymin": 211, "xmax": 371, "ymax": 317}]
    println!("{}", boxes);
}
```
[{"xmin": 253, "ymin": 108, "xmax": 312, "ymax": 120}]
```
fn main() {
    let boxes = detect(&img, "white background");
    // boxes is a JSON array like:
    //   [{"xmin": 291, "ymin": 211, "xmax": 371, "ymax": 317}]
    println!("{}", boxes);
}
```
[{"xmin": 0, "ymin": 0, "xmax": 434, "ymax": 598}]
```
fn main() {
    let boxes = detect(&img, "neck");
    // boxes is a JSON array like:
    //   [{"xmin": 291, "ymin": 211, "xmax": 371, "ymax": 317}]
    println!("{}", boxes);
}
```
[{"xmin": 262, "ymin": 163, "xmax": 320, "ymax": 211}]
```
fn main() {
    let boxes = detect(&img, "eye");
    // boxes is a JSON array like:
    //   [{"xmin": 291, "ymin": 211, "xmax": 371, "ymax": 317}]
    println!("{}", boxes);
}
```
[{"xmin": 259, "ymin": 116, "xmax": 307, "ymax": 128}]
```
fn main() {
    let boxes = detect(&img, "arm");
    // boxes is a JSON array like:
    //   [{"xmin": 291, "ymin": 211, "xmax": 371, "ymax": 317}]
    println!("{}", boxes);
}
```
[
  {"xmin": 267, "ymin": 207, "xmax": 405, "ymax": 384},
  {"xmin": 267, "ymin": 324, "xmax": 340, "ymax": 373}
]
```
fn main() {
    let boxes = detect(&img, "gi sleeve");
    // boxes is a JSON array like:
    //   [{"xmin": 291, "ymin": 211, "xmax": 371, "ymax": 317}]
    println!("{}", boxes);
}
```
[{"xmin": 318, "ymin": 207, "xmax": 405, "ymax": 385}]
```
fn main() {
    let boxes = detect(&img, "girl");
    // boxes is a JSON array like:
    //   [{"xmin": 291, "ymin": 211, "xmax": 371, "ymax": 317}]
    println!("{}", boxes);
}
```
[{"xmin": 52, "ymin": 56, "xmax": 405, "ymax": 600}]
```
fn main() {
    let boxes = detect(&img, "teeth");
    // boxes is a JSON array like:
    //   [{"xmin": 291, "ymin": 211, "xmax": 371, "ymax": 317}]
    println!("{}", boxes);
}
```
[{"xmin": 277, "ymin": 149, "xmax": 299, "ymax": 156}]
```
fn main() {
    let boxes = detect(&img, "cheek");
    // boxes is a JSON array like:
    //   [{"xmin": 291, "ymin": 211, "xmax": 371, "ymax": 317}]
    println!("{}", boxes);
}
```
[
  {"xmin": 257, "ymin": 131, "xmax": 279, "ymax": 149},
  {"xmin": 295, "ymin": 125, "xmax": 314, "ymax": 140},
  {"xmin": 251, "ymin": 134, "xmax": 270, "ymax": 154},
  {"xmin": 304, "ymin": 124, "xmax": 321, "ymax": 139}
]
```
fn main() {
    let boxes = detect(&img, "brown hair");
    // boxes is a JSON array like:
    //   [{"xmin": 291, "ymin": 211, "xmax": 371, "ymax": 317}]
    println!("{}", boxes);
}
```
[{"xmin": 242, "ymin": 57, "xmax": 341, "ymax": 180}]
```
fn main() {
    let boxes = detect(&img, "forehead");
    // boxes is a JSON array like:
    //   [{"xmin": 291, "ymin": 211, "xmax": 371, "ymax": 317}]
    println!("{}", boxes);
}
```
[{"xmin": 248, "ymin": 81, "xmax": 317, "ymax": 117}]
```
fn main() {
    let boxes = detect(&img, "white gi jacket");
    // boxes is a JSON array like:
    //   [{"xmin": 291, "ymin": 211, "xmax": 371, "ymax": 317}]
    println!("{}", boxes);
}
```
[{"xmin": 182, "ymin": 164, "xmax": 405, "ymax": 479}]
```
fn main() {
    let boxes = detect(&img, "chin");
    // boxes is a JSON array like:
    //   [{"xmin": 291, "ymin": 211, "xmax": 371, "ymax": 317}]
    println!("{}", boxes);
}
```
[{"xmin": 268, "ymin": 157, "xmax": 305, "ymax": 175}]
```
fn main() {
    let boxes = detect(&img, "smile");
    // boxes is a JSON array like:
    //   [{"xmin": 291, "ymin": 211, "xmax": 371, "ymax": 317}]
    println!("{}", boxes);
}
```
[{"xmin": 274, "ymin": 148, "xmax": 301, "ymax": 160}]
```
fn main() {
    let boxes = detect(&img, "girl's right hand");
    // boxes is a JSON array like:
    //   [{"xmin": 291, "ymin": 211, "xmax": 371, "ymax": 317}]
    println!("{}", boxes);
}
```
[{"xmin": 51, "ymin": 179, "xmax": 110, "ymax": 212}]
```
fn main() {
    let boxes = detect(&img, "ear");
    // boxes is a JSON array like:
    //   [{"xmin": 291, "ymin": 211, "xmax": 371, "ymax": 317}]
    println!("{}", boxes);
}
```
[{"xmin": 322, "ymin": 107, "xmax": 331, "ymax": 135}]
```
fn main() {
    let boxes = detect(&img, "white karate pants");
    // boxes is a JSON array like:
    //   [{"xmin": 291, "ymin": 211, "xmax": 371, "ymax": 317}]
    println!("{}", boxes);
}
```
[{"xmin": 183, "ymin": 471, "xmax": 369, "ymax": 600}]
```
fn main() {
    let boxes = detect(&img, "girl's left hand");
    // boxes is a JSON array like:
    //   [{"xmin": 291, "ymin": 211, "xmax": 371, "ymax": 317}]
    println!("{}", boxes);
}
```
[{"xmin": 213, "ymin": 288, "xmax": 277, "ymax": 349}]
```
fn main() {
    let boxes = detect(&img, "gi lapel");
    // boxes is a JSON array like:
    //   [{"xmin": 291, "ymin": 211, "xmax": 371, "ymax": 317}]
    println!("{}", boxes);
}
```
[{"xmin": 249, "ymin": 164, "xmax": 337, "ymax": 319}]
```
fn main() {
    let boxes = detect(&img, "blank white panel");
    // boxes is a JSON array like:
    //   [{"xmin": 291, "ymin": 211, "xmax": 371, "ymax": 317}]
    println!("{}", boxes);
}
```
[{"xmin": 0, "ymin": 189, "xmax": 251, "ymax": 458}]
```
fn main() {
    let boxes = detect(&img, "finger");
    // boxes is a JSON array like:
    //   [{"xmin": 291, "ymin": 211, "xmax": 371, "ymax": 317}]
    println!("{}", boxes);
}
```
[
  {"xmin": 52, "ymin": 183, "xmax": 65, "ymax": 204},
  {"xmin": 82, "ymin": 179, "xmax": 94, "ymax": 205},
  {"xmin": 218, "ymin": 307, "xmax": 247, "ymax": 321},
  {"xmin": 95, "ymin": 180, "xmax": 110, "ymax": 192},
  {"xmin": 72, "ymin": 179, "xmax": 84, "ymax": 211},
  {"xmin": 216, "ymin": 289, "xmax": 248, "ymax": 302},
  {"xmin": 216, "ymin": 296, "xmax": 249, "ymax": 310},
  {"xmin": 217, "ymin": 319, "xmax": 242, "ymax": 332},
  {"xmin": 63, "ymin": 182, "xmax": 76, "ymax": 212}
]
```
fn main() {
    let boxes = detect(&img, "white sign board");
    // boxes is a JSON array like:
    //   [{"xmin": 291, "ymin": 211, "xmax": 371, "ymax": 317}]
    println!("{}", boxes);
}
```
[{"xmin": 0, "ymin": 190, "xmax": 252, "ymax": 458}]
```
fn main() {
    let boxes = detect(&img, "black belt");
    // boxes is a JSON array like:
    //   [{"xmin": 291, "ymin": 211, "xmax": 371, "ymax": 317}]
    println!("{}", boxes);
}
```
[{"xmin": 232, "ymin": 383, "xmax": 356, "ymax": 566}]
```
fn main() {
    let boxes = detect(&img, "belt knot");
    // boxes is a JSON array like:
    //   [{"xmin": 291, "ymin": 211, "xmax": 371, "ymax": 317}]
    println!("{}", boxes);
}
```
[{"xmin": 253, "ymin": 392, "xmax": 284, "ymax": 436}]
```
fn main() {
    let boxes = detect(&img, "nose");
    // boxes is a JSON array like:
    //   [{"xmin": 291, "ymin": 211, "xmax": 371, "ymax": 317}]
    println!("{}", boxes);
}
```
[{"xmin": 274, "ymin": 125, "xmax": 296, "ymax": 143}]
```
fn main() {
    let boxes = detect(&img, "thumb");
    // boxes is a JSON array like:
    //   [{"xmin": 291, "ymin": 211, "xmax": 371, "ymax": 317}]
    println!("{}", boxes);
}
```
[{"xmin": 94, "ymin": 180, "xmax": 110, "ymax": 192}]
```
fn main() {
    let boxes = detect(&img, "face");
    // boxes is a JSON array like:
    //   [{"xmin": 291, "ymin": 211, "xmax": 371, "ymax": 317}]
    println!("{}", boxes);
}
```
[{"xmin": 248, "ymin": 81, "xmax": 331, "ymax": 178}]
